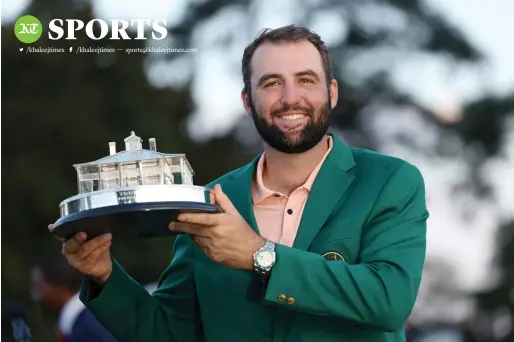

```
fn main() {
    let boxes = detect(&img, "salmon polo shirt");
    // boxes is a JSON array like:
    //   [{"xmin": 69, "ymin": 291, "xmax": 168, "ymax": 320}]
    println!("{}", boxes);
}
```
[{"xmin": 251, "ymin": 136, "xmax": 333, "ymax": 247}]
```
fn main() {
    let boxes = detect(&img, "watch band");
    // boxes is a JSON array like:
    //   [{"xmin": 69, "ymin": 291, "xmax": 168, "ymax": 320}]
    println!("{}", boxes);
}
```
[{"xmin": 263, "ymin": 240, "xmax": 275, "ymax": 251}]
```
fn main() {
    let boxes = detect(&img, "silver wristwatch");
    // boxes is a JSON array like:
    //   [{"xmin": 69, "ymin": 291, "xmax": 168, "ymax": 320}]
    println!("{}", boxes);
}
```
[{"xmin": 253, "ymin": 240, "xmax": 276, "ymax": 278}]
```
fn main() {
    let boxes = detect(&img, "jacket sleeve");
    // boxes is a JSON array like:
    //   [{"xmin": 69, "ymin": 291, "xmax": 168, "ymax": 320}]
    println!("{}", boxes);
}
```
[
  {"xmin": 79, "ymin": 233, "xmax": 202, "ymax": 342},
  {"xmin": 263, "ymin": 162, "xmax": 428, "ymax": 332}
]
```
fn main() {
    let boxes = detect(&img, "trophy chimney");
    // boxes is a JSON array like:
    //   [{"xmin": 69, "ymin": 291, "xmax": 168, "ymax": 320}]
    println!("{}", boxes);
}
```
[
  {"xmin": 109, "ymin": 142, "xmax": 116, "ymax": 155},
  {"xmin": 149, "ymin": 138, "xmax": 157, "ymax": 151}
]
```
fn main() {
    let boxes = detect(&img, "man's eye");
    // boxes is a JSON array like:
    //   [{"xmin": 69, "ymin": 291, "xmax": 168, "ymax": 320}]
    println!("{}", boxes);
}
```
[
  {"xmin": 264, "ymin": 81, "xmax": 280, "ymax": 87},
  {"xmin": 299, "ymin": 78, "xmax": 314, "ymax": 83}
]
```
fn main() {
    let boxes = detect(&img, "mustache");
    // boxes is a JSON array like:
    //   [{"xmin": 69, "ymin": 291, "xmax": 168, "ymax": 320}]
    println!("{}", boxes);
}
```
[{"xmin": 271, "ymin": 104, "xmax": 314, "ymax": 117}]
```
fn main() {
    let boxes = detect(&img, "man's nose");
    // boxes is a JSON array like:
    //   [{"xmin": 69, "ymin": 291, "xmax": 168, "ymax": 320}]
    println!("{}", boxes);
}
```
[{"xmin": 280, "ymin": 82, "xmax": 301, "ymax": 106}]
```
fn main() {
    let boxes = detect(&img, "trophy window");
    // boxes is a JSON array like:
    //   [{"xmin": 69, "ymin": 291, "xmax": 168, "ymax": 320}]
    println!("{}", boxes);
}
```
[
  {"xmin": 121, "ymin": 163, "xmax": 140, "ymax": 187},
  {"xmin": 100, "ymin": 164, "xmax": 121, "ymax": 189},
  {"xmin": 141, "ymin": 159, "xmax": 164, "ymax": 185},
  {"xmin": 77, "ymin": 165, "xmax": 100, "ymax": 193}
]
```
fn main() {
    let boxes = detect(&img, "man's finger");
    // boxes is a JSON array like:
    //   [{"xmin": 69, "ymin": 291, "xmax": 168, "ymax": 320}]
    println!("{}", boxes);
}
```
[
  {"xmin": 80, "ymin": 239, "xmax": 112, "ymax": 266},
  {"xmin": 176, "ymin": 212, "xmax": 223, "ymax": 226},
  {"xmin": 62, "ymin": 232, "xmax": 88, "ymax": 255},
  {"xmin": 169, "ymin": 222, "xmax": 210, "ymax": 236},
  {"xmin": 213, "ymin": 184, "xmax": 239, "ymax": 216},
  {"xmin": 75, "ymin": 234, "xmax": 112, "ymax": 261}
]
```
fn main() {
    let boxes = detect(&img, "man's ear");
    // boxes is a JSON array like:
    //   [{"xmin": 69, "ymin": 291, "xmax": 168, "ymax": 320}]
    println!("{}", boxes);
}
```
[
  {"xmin": 241, "ymin": 88, "xmax": 252, "ymax": 117},
  {"xmin": 329, "ymin": 79, "xmax": 338, "ymax": 110}
]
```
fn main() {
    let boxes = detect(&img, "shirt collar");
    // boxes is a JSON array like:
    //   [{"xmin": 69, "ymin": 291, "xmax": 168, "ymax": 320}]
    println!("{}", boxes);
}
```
[
  {"xmin": 58, "ymin": 292, "xmax": 85, "ymax": 336},
  {"xmin": 252, "ymin": 135, "xmax": 333, "ymax": 205}
]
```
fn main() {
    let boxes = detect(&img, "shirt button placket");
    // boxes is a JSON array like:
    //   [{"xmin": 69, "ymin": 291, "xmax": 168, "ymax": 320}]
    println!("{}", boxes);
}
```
[{"xmin": 280, "ymin": 196, "xmax": 295, "ymax": 246}]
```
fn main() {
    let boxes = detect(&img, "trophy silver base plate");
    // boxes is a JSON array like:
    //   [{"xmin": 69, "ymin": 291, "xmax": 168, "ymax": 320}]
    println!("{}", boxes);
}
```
[
  {"xmin": 53, "ymin": 185, "xmax": 220, "ymax": 240},
  {"xmin": 52, "ymin": 201, "xmax": 220, "ymax": 240}
]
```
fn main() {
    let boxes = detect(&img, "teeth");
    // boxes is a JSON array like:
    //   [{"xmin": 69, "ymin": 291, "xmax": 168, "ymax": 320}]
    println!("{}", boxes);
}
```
[{"xmin": 280, "ymin": 114, "xmax": 305, "ymax": 120}]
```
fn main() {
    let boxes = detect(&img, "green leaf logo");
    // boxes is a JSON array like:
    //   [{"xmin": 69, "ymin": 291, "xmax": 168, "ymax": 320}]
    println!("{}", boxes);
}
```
[{"xmin": 15, "ymin": 15, "xmax": 43, "ymax": 44}]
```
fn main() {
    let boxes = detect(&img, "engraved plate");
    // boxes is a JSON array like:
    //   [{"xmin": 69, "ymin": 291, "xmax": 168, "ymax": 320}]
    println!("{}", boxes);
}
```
[{"xmin": 117, "ymin": 190, "xmax": 136, "ymax": 204}]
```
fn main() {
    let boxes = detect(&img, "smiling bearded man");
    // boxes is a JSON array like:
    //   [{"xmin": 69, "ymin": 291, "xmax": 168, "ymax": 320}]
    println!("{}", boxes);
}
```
[
  {"xmin": 249, "ymin": 88, "xmax": 331, "ymax": 154},
  {"xmin": 54, "ymin": 24, "xmax": 429, "ymax": 342}
]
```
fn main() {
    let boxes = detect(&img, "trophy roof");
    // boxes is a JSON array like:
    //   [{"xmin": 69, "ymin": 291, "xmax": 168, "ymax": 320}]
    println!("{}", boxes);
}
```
[
  {"xmin": 99, "ymin": 150, "xmax": 183, "ymax": 164},
  {"xmin": 71, "ymin": 131, "xmax": 194, "ymax": 176},
  {"xmin": 73, "ymin": 150, "xmax": 186, "ymax": 167}
]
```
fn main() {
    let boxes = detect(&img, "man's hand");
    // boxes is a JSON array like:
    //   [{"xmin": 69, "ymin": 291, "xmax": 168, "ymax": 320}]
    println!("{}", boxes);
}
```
[
  {"xmin": 169, "ymin": 184, "xmax": 266, "ymax": 270},
  {"xmin": 48, "ymin": 225, "xmax": 113, "ymax": 284}
]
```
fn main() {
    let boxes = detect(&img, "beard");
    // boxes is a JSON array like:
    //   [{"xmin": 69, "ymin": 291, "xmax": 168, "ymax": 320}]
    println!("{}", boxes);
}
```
[{"xmin": 250, "ymin": 96, "xmax": 331, "ymax": 154}]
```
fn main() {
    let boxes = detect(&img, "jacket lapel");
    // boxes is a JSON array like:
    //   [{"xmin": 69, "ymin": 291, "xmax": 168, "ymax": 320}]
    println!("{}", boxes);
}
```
[
  {"xmin": 292, "ymin": 135, "xmax": 356, "ymax": 251},
  {"xmin": 216, "ymin": 156, "xmax": 261, "ymax": 235}
]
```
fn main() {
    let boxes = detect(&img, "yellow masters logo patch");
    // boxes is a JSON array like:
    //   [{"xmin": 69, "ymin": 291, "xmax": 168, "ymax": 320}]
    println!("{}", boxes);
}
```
[{"xmin": 322, "ymin": 251, "xmax": 345, "ymax": 261}]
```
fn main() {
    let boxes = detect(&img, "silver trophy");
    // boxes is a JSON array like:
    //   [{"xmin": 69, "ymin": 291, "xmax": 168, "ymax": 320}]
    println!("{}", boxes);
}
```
[{"xmin": 52, "ymin": 131, "xmax": 219, "ymax": 240}]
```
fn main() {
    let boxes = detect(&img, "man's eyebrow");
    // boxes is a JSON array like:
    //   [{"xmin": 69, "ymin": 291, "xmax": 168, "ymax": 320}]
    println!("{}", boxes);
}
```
[
  {"xmin": 295, "ymin": 69, "xmax": 320, "ymax": 80},
  {"xmin": 257, "ymin": 73, "xmax": 283, "ymax": 87}
]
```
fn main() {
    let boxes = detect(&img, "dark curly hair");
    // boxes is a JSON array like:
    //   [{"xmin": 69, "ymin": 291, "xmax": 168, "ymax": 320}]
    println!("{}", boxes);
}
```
[{"xmin": 241, "ymin": 24, "xmax": 334, "ymax": 96}]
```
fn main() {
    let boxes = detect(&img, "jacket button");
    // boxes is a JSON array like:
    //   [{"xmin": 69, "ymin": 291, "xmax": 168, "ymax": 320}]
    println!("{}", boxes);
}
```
[
  {"xmin": 287, "ymin": 297, "xmax": 295, "ymax": 305},
  {"xmin": 278, "ymin": 294, "xmax": 286, "ymax": 302}
]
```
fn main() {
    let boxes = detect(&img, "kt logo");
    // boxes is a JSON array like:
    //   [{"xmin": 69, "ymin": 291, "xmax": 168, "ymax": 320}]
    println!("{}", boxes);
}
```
[{"xmin": 15, "ymin": 15, "xmax": 42, "ymax": 44}]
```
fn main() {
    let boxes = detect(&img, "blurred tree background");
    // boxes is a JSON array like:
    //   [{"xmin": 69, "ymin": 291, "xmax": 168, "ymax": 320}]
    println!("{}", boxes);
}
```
[{"xmin": 2, "ymin": 0, "xmax": 513, "ymax": 341}]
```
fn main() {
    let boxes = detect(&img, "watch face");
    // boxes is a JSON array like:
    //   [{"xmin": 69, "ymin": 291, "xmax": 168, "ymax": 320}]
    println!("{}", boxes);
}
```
[{"xmin": 257, "ymin": 251, "xmax": 274, "ymax": 267}]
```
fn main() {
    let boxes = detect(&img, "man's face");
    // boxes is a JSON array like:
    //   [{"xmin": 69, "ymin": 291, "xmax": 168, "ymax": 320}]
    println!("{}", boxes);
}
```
[
  {"xmin": 243, "ymin": 40, "xmax": 338, "ymax": 153},
  {"xmin": 30, "ymin": 268, "xmax": 60, "ymax": 313}
]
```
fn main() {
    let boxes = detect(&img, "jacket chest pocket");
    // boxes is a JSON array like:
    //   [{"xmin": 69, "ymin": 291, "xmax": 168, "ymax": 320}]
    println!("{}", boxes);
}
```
[{"xmin": 310, "ymin": 225, "xmax": 361, "ymax": 264}]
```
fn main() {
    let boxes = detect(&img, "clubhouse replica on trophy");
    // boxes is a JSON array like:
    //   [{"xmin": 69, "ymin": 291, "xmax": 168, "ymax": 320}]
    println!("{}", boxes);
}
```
[{"xmin": 52, "ymin": 131, "xmax": 219, "ymax": 240}]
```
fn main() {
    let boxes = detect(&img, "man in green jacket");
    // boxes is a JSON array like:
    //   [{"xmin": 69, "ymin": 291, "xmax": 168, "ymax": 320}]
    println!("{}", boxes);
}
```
[{"xmin": 52, "ymin": 24, "xmax": 428, "ymax": 341}]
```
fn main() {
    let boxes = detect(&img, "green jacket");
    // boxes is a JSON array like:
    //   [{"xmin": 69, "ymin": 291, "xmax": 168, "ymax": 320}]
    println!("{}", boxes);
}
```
[{"xmin": 80, "ymin": 134, "xmax": 428, "ymax": 342}]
